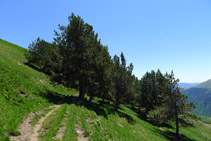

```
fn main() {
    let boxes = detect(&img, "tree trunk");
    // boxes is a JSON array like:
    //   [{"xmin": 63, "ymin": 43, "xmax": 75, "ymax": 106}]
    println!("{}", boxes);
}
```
[
  {"xmin": 89, "ymin": 95, "xmax": 93, "ymax": 103},
  {"xmin": 79, "ymin": 80, "xmax": 85, "ymax": 100},
  {"xmin": 145, "ymin": 107, "xmax": 149, "ymax": 115},
  {"xmin": 100, "ymin": 98, "xmax": 105, "ymax": 106},
  {"xmin": 114, "ymin": 100, "xmax": 120, "ymax": 111},
  {"xmin": 174, "ymin": 93, "xmax": 179, "ymax": 140},
  {"xmin": 175, "ymin": 109, "xmax": 179, "ymax": 139},
  {"xmin": 114, "ymin": 91, "xmax": 121, "ymax": 111},
  {"xmin": 131, "ymin": 103, "xmax": 134, "ymax": 109},
  {"xmin": 139, "ymin": 104, "xmax": 141, "ymax": 110}
]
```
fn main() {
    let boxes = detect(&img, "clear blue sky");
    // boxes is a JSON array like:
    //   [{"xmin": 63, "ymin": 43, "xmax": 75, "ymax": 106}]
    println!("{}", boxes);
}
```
[{"xmin": 1, "ymin": 0, "xmax": 211, "ymax": 83}]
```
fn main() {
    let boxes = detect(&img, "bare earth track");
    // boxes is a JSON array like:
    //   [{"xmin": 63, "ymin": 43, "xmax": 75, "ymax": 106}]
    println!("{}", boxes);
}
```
[
  {"xmin": 11, "ymin": 105, "xmax": 61, "ymax": 141},
  {"xmin": 76, "ymin": 127, "xmax": 89, "ymax": 141}
]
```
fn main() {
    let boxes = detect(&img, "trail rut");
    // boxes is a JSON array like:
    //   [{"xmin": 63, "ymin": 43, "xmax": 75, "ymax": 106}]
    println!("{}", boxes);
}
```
[{"xmin": 11, "ymin": 105, "xmax": 61, "ymax": 141}]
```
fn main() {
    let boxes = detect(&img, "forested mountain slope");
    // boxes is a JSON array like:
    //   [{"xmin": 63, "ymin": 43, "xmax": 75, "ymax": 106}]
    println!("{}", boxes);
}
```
[{"xmin": 183, "ymin": 79, "xmax": 211, "ymax": 117}]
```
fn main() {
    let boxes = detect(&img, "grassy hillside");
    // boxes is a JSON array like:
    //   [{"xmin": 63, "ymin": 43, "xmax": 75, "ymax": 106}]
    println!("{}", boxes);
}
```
[
  {"xmin": 0, "ymin": 39, "xmax": 211, "ymax": 140},
  {"xmin": 0, "ymin": 39, "xmax": 76, "ymax": 140},
  {"xmin": 183, "ymin": 80, "xmax": 211, "ymax": 117}
]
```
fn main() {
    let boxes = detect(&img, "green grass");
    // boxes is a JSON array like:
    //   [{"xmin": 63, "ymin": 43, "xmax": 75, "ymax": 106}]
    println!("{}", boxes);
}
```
[
  {"xmin": 59, "ymin": 97, "xmax": 211, "ymax": 141},
  {"xmin": 161, "ymin": 117, "xmax": 211, "ymax": 141},
  {"xmin": 200, "ymin": 116, "xmax": 211, "ymax": 123},
  {"xmin": 40, "ymin": 104, "xmax": 68, "ymax": 141},
  {"xmin": 79, "ymin": 107, "xmax": 90, "ymax": 137},
  {"xmin": 1, "ymin": 38, "xmax": 211, "ymax": 141},
  {"xmin": 0, "ymin": 39, "xmax": 76, "ymax": 140},
  {"xmin": 62, "ymin": 104, "xmax": 78, "ymax": 141},
  {"xmin": 59, "ymin": 98, "xmax": 169, "ymax": 141},
  {"xmin": 30, "ymin": 107, "xmax": 55, "ymax": 126}
]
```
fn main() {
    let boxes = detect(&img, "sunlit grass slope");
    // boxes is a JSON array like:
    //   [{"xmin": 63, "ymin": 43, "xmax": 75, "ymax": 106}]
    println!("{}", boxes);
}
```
[
  {"xmin": 64, "ymin": 97, "xmax": 211, "ymax": 141},
  {"xmin": 0, "ymin": 39, "xmax": 76, "ymax": 140}
]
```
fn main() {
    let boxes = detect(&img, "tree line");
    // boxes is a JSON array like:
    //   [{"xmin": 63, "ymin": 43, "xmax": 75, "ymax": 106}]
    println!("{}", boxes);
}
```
[{"xmin": 25, "ymin": 13, "xmax": 195, "ymax": 138}]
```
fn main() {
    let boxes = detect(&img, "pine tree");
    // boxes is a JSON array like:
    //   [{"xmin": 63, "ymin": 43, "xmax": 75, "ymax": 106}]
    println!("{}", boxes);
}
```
[
  {"xmin": 162, "ymin": 71, "xmax": 195, "ymax": 139},
  {"xmin": 111, "ymin": 53, "xmax": 134, "ymax": 110},
  {"xmin": 54, "ymin": 13, "xmax": 102, "ymax": 100},
  {"xmin": 25, "ymin": 37, "xmax": 61, "ymax": 76}
]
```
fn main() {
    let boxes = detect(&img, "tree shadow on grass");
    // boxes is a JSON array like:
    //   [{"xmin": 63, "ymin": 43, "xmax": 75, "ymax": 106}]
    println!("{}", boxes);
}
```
[
  {"xmin": 38, "ymin": 89, "xmax": 137, "ymax": 125},
  {"xmin": 39, "ymin": 89, "xmax": 109, "ymax": 119},
  {"xmin": 153, "ymin": 128, "xmax": 197, "ymax": 141},
  {"xmin": 131, "ymin": 108, "xmax": 196, "ymax": 141},
  {"xmin": 179, "ymin": 118, "xmax": 194, "ymax": 127},
  {"xmin": 24, "ymin": 63, "xmax": 43, "ymax": 73},
  {"xmin": 133, "ymin": 109, "xmax": 174, "ymax": 129},
  {"xmin": 83, "ymin": 100, "xmax": 136, "ymax": 125},
  {"xmin": 82, "ymin": 99, "xmax": 110, "ymax": 119},
  {"xmin": 37, "ymin": 90, "xmax": 196, "ymax": 141},
  {"xmin": 36, "ymin": 89, "xmax": 66, "ymax": 104},
  {"xmin": 116, "ymin": 111, "xmax": 136, "ymax": 125}
]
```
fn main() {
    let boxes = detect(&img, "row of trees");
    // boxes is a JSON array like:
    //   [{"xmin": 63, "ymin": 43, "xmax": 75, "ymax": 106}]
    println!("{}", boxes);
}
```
[{"xmin": 26, "ymin": 13, "xmax": 195, "ymax": 138}]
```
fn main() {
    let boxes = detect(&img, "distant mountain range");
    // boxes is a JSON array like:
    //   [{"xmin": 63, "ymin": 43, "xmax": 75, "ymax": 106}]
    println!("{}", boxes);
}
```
[
  {"xmin": 179, "ymin": 83, "xmax": 200, "ymax": 90},
  {"xmin": 182, "ymin": 80, "xmax": 211, "ymax": 117}
]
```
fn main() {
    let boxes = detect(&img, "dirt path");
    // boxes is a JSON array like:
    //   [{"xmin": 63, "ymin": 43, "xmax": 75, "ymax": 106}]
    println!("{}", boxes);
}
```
[
  {"xmin": 76, "ymin": 127, "xmax": 89, "ymax": 141},
  {"xmin": 11, "ymin": 105, "xmax": 61, "ymax": 141},
  {"xmin": 75, "ymin": 121, "xmax": 89, "ymax": 141}
]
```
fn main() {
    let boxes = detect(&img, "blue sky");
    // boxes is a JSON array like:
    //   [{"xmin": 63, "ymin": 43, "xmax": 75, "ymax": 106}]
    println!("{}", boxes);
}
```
[{"xmin": 1, "ymin": 0, "xmax": 211, "ymax": 83}]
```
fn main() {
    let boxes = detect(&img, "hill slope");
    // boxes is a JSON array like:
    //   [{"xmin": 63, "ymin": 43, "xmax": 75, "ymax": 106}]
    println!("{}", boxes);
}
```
[
  {"xmin": 179, "ymin": 83, "xmax": 199, "ymax": 90},
  {"xmin": 195, "ymin": 79, "xmax": 211, "ymax": 89},
  {"xmin": 0, "ymin": 39, "xmax": 211, "ymax": 140},
  {"xmin": 183, "ymin": 79, "xmax": 211, "ymax": 117},
  {"xmin": 0, "ymin": 39, "xmax": 76, "ymax": 140}
]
